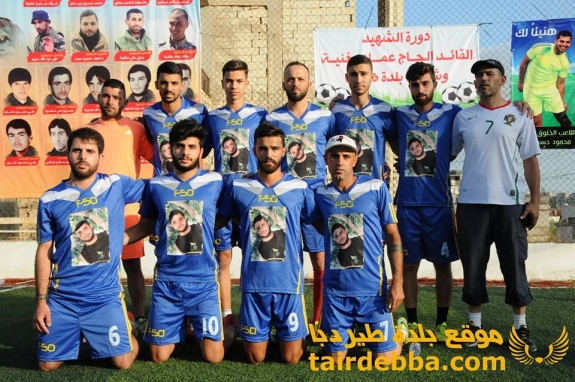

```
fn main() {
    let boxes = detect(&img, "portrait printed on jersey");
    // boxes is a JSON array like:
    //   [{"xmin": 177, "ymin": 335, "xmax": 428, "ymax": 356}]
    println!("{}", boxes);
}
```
[
  {"xmin": 220, "ymin": 129, "xmax": 249, "ymax": 174},
  {"xmin": 166, "ymin": 201, "xmax": 203, "ymax": 255},
  {"xmin": 345, "ymin": 130, "xmax": 374, "ymax": 175},
  {"xmin": 157, "ymin": 133, "xmax": 174, "ymax": 175},
  {"xmin": 70, "ymin": 208, "xmax": 110, "ymax": 266},
  {"xmin": 249, "ymin": 206, "xmax": 287, "ymax": 262},
  {"xmin": 285, "ymin": 133, "xmax": 317, "ymax": 179},
  {"xmin": 405, "ymin": 130, "xmax": 437, "ymax": 177},
  {"xmin": 329, "ymin": 213, "xmax": 364, "ymax": 269}
]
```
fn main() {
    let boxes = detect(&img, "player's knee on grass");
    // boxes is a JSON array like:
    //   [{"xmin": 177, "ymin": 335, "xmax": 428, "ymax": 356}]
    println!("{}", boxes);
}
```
[
  {"xmin": 244, "ymin": 341, "xmax": 267, "ymax": 364},
  {"xmin": 111, "ymin": 352, "xmax": 136, "ymax": 370},
  {"xmin": 38, "ymin": 361, "xmax": 63, "ymax": 372},
  {"xmin": 279, "ymin": 339, "xmax": 305, "ymax": 364},
  {"xmin": 201, "ymin": 339, "xmax": 224, "ymax": 364},
  {"xmin": 150, "ymin": 344, "xmax": 175, "ymax": 363}
]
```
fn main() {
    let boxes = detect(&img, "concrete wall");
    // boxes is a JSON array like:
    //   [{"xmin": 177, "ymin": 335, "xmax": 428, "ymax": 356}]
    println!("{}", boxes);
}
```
[{"xmin": 3, "ymin": 241, "xmax": 574, "ymax": 282}]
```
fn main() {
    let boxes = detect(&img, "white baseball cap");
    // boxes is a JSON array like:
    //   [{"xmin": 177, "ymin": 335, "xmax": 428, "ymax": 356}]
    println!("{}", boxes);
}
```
[{"xmin": 325, "ymin": 135, "xmax": 358, "ymax": 154}]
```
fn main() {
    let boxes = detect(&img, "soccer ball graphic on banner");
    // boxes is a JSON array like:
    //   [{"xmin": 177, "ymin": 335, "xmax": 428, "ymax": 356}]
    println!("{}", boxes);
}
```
[
  {"xmin": 315, "ymin": 83, "xmax": 337, "ymax": 106},
  {"xmin": 441, "ymin": 85, "xmax": 460, "ymax": 104},
  {"xmin": 456, "ymin": 82, "xmax": 477, "ymax": 104},
  {"xmin": 334, "ymin": 87, "xmax": 351, "ymax": 101},
  {"xmin": 441, "ymin": 82, "xmax": 478, "ymax": 104}
]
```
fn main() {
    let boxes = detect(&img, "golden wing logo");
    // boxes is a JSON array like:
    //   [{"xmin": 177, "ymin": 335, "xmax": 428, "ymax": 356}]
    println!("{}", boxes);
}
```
[{"xmin": 509, "ymin": 326, "xmax": 569, "ymax": 365}]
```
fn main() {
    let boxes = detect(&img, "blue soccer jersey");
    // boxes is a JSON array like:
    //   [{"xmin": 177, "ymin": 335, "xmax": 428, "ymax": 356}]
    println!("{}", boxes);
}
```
[
  {"xmin": 204, "ymin": 104, "xmax": 267, "ymax": 182},
  {"xmin": 332, "ymin": 97, "xmax": 394, "ymax": 180},
  {"xmin": 37, "ymin": 174, "xmax": 145, "ymax": 299},
  {"xmin": 266, "ymin": 104, "xmax": 335, "ymax": 188},
  {"xmin": 139, "ymin": 170, "xmax": 223, "ymax": 282},
  {"xmin": 143, "ymin": 98, "xmax": 208, "ymax": 176},
  {"xmin": 393, "ymin": 103, "xmax": 461, "ymax": 207},
  {"xmin": 314, "ymin": 175, "xmax": 396, "ymax": 297},
  {"xmin": 218, "ymin": 173, "xmax": 316, "ymax": 294}
]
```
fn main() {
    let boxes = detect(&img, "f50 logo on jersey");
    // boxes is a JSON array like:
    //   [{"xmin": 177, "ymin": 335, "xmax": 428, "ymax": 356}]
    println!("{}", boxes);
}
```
[
  {"xmin": 290, "ymin": 123, "xmax": 308, "ymax": 131},
  {"xmin": 76, "ymin": 196, "xmax": 98, "ymax": 207},
  {"xmin": 39, "ymin": 343, "xmax": 56, "ymax": 352},
  {"xmin": 350, "ymin": 116, "xmax": 367, "ymax": 123},
  {"xmin": 226, "ymin": 119, "xmax": 243, "ymax": 126},
  {"xmin": 241, "ymin": 325, "xmax": 257, "ymax": 335},
  {"xmin": 258, "ymin": 195, "xmax": 278, "ymax": 203},
  {"xmin": 335, "ymin": 200, "xmax": 354, "ymax": 208},
  {"xmin": 163, "ymin": 122, "xmax": 176, "ymax": 129},
  {"xmin": 174, "ymin": 189, "xmax": 195, "ymax": 197},
  {"xmin": 414, "ymin": 120, "xmax": 430, "ymax": 127},
  {"xmin": 148, "ymin": 328, "xmax": 166, "ymax": 337}
]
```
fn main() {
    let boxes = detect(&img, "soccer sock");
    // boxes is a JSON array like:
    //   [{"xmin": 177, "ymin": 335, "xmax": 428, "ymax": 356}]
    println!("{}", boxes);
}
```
[
  {"xmin": 222, "ymin": 309, "xmax": 232, "ymax": 318},
  {"xmin": 514, "ymin": 314, "xmax": 526, "ymax": 329},
  {"xmin": 468, "ymin": 312, "xmax": 481, "ymax": 328},
  {"xmin": 436, "ymin": 307, "xmax": 449, "ymax": 325},
  {"xmin": 406, "ymin": 307, "xmax": 418, "ymax": 323},
  {"xmin": 312, "ymin": 270, "xmax": 324, "ymax": 324}
]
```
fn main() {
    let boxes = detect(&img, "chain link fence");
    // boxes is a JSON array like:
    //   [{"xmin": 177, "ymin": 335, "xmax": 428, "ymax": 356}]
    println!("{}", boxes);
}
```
[{"xmin": 1, "ymin": 0, "xmax": 574, "ymax": 242}]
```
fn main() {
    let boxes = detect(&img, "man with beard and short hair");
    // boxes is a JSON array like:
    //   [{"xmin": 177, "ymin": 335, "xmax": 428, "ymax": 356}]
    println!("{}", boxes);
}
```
[
  {"xmin": 84, "ymin": 78, "xmax": 153, "ymax": 333},
  {"xmin": 330, "ymin": 222, "xmax": 363, "ymax": 268},
  {"xmin": 519, "ymin": 30, "xmax": 573, "ymax": 128},
  {"xmin": 6, "ymin": 118, "xmax": 38, "ymax": 158},
  {"xmin": 115, "ymin": 8, "xmax": 152, "ymax": 51},
  {"xmin": 169, "ymin": 209, "xmax": 203, "ymax": 254},
  {"xmin": 74, "ymin": 219, "xmax": 110, "ymax": 264},
  {"xmin": 125, "ymin": 119, "xmax": 225, "ymax": 364},
  {"xmin": 143, "ymin": 61, "xmax": 208, "ymax": 176},
  {"xmin": 408, "ymin": 136, "xmax": 436, "ymax": 176},
  {"xmin": 266, "ymin": 61, "xmax": 335, "ymax": 326},
  {"xmin": 34, "ymin": 127, "xmax": 143, "ymax": 371},
  {"xmin": 252, "ymin": 214, "xmax": 286, "ymax": 260},
  {"xmin": 83, "ymin": 66, "xmax": 110, "ymax": 105},
  {"xmin": 44, "ymin": 67, "xmax": 75, "ymax": 106},
  {"xmin": 287, "ymin": 140, "xmax": 316, "ymax": 178},
  {"xmin": 30, "ymin": 10, "xmax": 65, "ymax": 53},
  {"xmin": 177, "ymin": 63, "xmax": 195, "ymax": 101},
  {"xmin": 5, "ymin": 68, "xmax": 37, "ymax": 107},
  {"xmin": 71, "ymin": 10, "xmax": 108, "ymax": 53},
  {"xmin": 349, "ymin": 134, "xmax": 373, "ymax": 175},
  {"xmin": 159, "ymin": 8, "xmax": 196, "ymax": 51},
  {"xmin": 127, "ymin": 64, "xmax": 156, "ymax": 103},
  {"xmin": 217, "ymin": 121, "xmax": 316, "ymax": 365},
  {"xmin": 332, "ymin": 54, "xmax": 394, "ymax": 179},
  {"xmin": 222, "ymin": 135, "xmax": 248, "ymax": 172},
  {"xmin": 46, "ymin": 118, "xmax": 71, "ymax": 156}
]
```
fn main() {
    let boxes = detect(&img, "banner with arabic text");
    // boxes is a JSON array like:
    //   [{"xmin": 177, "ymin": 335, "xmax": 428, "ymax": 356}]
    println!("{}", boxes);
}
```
[
  {"xmin": 313, "ymin": 25, "xmax": 479, "ymax": 107},
  {"xmin": 511, "ymin": 18, "xmax": 575, "ymax": 149}
]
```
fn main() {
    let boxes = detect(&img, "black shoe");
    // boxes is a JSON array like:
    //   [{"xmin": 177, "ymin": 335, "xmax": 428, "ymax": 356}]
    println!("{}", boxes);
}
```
[
  {"xmin": 516, "ymin": 325, "xmax": 537, "ymax": 352},
  {"xmin": 463, "ymin": 321, "xmax": 482, "ymax": 347}
]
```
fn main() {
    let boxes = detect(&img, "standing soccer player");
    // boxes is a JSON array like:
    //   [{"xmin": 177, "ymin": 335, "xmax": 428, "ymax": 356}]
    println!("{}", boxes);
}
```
[
  {"xmin": 266, "ymin": 61, "xmax": 335, "ymax": 326},
  {"xmin": 313, "ymin": 134, "xmax": 406, "ymax": 363},
  {"xmin": 332, "ymin": 54, "xmax": 394, "ymax": 180},
  {"xmin": 391, "ymin": 62, "xmax": 460, "ymax": 343},
  {"xmin": 203, "ymin": 60, "xmax": 267, "ymax": 348},
  {"xmin": 217, "ymin": 122, "xmax": 316, "ymax": 364},
  {"xmin": 34, "ymin": 128, "xmax": 143, "ymax": 371},
  {"xmin": 85, "ymin": 78, "xmax": 154, "ymax": 334},
  {"xmin": 452, "ymin": 59, "xmax": 541, "ymax": 350},
  {"xmin": 125, "ymin": 119, "xmax": 224, "ymax": 363},
  {"xmin": 143, "ymin": 61, "xmax": 208, "ymax": 176}
]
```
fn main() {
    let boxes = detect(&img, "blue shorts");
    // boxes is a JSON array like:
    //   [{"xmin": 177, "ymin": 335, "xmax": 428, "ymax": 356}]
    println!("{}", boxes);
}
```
[
  {"xmin": 144, "ymin": 281, "xmax": 223, "ymax": 345},
  {"xmin": 239, "ymin": 292, "xmax": 308, "ymax": 343},
  {"xmin": 321, "ymin": 294, "xmax": 397, "ymax": 353},
  {"xmin": 397, "ymin": 206, "xmax": 459, "ymax": 265},
  {"xmin": 38, "ymin": 294, "xmax": 133, "ymax": 362},
  {"xmin": 302, "ymin": 223, "xmax": 324, "ymax": 253},
  {"xmin": 214, "ymin": 221, "xmax": 241, "ymax": 252}
]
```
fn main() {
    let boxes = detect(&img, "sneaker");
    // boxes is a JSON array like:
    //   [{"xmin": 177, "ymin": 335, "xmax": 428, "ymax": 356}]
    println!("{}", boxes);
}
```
[
  {"xmin": 127, "ymin": 311, "xmax": 138, "ymax": 337},
  {"xmin": 516, "ymin": 325, "xmax": 537, "ymax": 353},
  {"xmin": 405, "ymin": 321, "xmax": 421, "ymax": 356},
  {"xmin": 135, "ymin": 316, "xmax": 147, "ymax": 337},
  {"xmin": 463, "ymin": 321, "xmax": 482, "ymax": 347},
  {"xmin": 434, "ymin": 322, "xmax": 448, "ymax": 343},
  {"xmin": 223, "ymin": 314, "xmax": 239, "ymax": 338}
]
